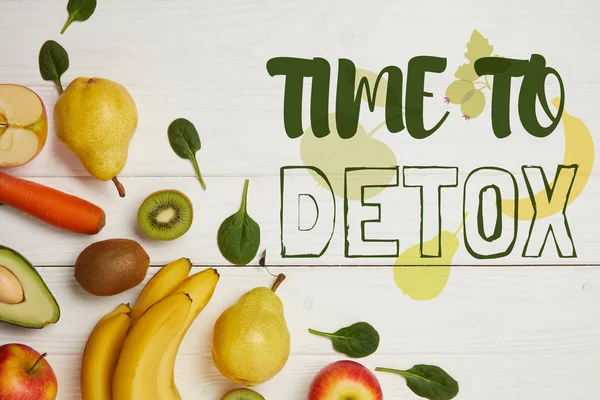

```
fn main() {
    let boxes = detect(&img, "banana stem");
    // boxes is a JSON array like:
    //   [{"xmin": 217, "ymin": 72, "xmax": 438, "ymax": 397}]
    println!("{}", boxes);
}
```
[
  {"xmin": 271, "ymin": 273, "xmax": 286, "ymax": 292},
  {"xmin": 112, "ymin": 177, "xmax": 126, "ymax": 198},
  {"xmin": 28, "ymin": 353, "xmax": 47, "ymax": 374}
]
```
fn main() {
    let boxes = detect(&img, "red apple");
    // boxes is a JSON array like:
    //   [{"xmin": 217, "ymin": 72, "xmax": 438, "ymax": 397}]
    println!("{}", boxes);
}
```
[
  {"xmin": 0, "ymin": 343, "xmax": 57, "ymax": 400},
  {"xmin": 308, "ymin": 360, "xmax": 383, "ymax": 400},
  {"xmin": 0, "ymin": 85, "xmax": 48, "ymax": 167}
]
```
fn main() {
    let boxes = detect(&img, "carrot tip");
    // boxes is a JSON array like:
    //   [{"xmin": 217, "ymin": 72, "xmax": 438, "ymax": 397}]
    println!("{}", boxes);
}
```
[{"xmin": 97, "ymin": 214, "xmax": 106, "ymax": 233}]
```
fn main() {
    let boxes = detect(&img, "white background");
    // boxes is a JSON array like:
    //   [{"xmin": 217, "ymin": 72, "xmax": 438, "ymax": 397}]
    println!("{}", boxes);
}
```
[{"xmin": 0, "ymin": 0, "xmax": 599, "ymax": 399}]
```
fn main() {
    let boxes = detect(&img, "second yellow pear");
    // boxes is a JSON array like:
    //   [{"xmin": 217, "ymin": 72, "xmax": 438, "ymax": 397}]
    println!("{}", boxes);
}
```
[
  {"xmin": 54, "ymin": 78, "xmax": 138, "ymax": 197},
  {"xmin": 212, "ymin": 274, "xmax": 291, "ymax": 386}
]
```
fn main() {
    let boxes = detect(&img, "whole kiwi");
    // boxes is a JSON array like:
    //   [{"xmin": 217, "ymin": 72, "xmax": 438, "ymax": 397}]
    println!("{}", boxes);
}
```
[{"xmin": 75, "ymin": 238, "xmax": 150, "ymax": 296}]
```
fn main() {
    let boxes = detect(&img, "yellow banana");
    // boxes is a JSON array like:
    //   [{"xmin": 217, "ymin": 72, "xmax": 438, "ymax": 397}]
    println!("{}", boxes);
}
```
[
  {"xmin": 502, "ymin": 97, "xmax": 594, "ymax": 220},
  {"xmin": 96, "ymin": 303, "xmax": 130, "ymax": 326},
  {"xmin": 113, "ymin": 293, "xmax": 191, "ymax": 400},
  {"xmin": 157, "ymin": 268, "xmax": 220, "ymax": 400},
  {"xmin": 81, "ymin": 304, "xmax": 131, "ymax": 400},
  {"xmin": 130, "ymin": 257, "xmax": 192, "ymax": 327}
]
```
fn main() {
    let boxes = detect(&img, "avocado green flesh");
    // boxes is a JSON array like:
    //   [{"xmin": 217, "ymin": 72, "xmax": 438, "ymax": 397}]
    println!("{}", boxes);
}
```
[{"xmin": 0, "ymin": 246, "xmax": 60, "ymax": 328}]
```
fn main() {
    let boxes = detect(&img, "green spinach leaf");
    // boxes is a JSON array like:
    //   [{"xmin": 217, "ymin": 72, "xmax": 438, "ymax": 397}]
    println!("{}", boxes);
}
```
[
  {"xmin": 61, "ymin": 0, "xmax": 97, "ymax": 34},
  {"xmin": 168, "ymin": 118, "xmax": 206, "ymax": 190},
  {"xmin": 38, "ymin": 40, "xmax": 70, "ymax": 94},
  {"xmin": 375, "ymin": 365, "xmax": 459, "ymax": 400},
  {"xmin": 309, "ymin": 322, "xmax": 380, "ymax": 358},
  {"xmin": 217, "ymin": 179, "xmax": 260, "ymax": 265}
]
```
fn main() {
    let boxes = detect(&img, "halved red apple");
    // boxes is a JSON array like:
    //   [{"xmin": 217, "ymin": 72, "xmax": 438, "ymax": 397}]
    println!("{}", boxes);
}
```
[{"xmin": 0, "ymin": 85, "xmax": 48, "ymax": 167}]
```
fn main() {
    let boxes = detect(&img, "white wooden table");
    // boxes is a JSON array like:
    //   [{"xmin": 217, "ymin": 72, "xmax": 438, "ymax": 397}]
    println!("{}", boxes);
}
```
[{"xmin": 1, "ymin": 1, "xmax": 599, "ymax": 399}]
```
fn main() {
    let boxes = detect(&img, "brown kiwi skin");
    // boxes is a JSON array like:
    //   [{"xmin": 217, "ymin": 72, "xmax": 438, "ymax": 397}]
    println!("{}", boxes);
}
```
[{"xmin": 75, "ymin": 239, "xmax": 150, "ymax": 296}]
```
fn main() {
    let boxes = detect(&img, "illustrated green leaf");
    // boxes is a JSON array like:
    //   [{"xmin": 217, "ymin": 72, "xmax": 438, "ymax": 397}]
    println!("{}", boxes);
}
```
[
  {"xmin": 376, "ymin": 365, "xmax": 459, "ymax": 400},
  {"xmin": 309, "ymin": 322, "xmax": 380, "ymax": 358},
  {"xmin": 217, "ymin": 179, "xmax": 261, "ymax": 266},
  {"xmin": 61, "ymin": 0, "xmax": 97, "ymax": 34},
  {"xmin": 465, "ymin": 29, "xmax": 493, "ymax": 62},
  {"xmin": 168, "ymin": 118, "xmax": 206, "ymax": 190},
  {"xmin": 38, "ymin": 40, "xmax": 70, "ymax": 94},
  {"xmin": 454, "ymin": 63, "xmax": 479, "ymax": 82}
]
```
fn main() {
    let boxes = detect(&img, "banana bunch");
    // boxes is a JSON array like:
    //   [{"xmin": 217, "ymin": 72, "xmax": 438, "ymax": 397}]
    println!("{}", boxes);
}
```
[{"xmin": 80, "ymin": 258, "xmax": 220, "ymax": 400}]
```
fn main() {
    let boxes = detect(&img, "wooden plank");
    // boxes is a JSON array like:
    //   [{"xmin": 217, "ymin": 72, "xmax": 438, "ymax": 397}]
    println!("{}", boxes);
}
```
[
  {"xmin": 45, "ymin": 354, "xmax": 600, "ymax": 399},
  {"xmin": 1, "ymin": 266, "xmax": 598, "ymax": 398},
  {"xmin": 1, "ymin": 266, "xmax": 598, "ymax": 355},
  {"xmin": 0, "ymin": 176, "xmax": 598, "ymax": 265}
]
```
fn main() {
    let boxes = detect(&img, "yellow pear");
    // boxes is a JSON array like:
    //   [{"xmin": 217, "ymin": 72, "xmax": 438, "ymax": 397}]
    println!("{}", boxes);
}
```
[
  {"xmin": 54, "ymin": 78, "xmax": 138, "ymax": 197},
  {"xmin": 393, "ymin": 221, "xmax": 463, "ymax": 300},
  {"xmin": 212, "ymin": 274, "xmax": 290, "ymax": 386}
]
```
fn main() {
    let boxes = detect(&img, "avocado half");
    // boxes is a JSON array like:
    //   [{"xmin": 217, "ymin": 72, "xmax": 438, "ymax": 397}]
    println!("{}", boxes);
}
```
[{"xmin": 0, "ymin": 246, "xmax": 60, "ymax": 328}]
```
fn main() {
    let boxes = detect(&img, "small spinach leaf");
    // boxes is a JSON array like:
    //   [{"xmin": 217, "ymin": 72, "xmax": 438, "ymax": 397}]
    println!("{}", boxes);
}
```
[
  {"xmin": 61, "ymin": 0, "xmax": 97, "ymax": 34},
  {"xmin": 309, "ymin": 322, "xmax": 380, "ymax": 358},
  {"xmin": 217, "ymin": 179, "xmax": 260, "ymax": 265},
  {"xmin": 375, "ymin": 365, "xmax": 459, "ymax": 400},
  {"xmin": 168, "ymin": 118, "xmax": 206, "ymax": 190},
  {"xmin": 39, "ymin": 40, "xmax": 70, "ymax": 94}
]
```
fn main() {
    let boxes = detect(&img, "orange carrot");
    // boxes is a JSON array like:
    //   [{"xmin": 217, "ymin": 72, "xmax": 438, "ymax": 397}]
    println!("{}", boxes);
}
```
[{"xmin": 0, "ymin": 172, "xmax": 105, "ymax": 235}]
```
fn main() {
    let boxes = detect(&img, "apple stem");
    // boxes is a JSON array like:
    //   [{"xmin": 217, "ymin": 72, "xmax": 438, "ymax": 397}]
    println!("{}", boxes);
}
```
[
  {"xmin": 112, "ymin": 177, "xmax": 126, "ymax": 198},
  {"xmin": 271, "ymin": 273, "xmax": 286, "ymax": 292},
  {"xmin": 28, "ymin": 353, "xmax": 47, "ymax": 374}
]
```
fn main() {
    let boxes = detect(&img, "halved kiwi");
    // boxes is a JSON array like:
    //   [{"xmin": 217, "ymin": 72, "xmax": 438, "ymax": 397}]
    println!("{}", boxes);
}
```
[
  {"xmin": 137, "ymin": 190, "xmax": 193, "ymax": 241},
  {"xmin": 221, "ymin": 388, "xmax": 265, "ymax": 400}
]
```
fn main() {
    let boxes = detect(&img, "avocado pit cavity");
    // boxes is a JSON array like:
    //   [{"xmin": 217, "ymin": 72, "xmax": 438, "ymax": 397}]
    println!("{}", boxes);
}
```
[{"xmin": 0, "ymin": 265, "xmax": 24, "ymax": 304}]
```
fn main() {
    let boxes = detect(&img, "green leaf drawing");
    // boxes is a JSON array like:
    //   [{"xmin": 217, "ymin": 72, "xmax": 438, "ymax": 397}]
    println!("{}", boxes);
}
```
[
  {"xmin": 445, "ymin": 29, "xmax": 496, "ymax": 120},
  {"xmin": 454, "ymin": 63, "xmax": 479, "ymax": 82},
  {"xmin": 464, "ymin": 29, "xmax": 493, "ymax": 62}
]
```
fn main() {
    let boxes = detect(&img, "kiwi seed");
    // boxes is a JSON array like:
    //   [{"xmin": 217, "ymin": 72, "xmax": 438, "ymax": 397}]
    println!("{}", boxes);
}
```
[{"xmin": 137, "ymin": 190, "xmax": 193, "ymax": 241}]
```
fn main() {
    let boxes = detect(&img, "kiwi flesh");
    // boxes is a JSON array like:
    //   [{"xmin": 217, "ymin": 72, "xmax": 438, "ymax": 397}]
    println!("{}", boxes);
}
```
[
  {"xmin": 221, "ymin": 388, "xmax": 265, "ymax": 400},
  {"xmin": 138, "ymin": 190, "xmax": 193, "ymax": 241}
]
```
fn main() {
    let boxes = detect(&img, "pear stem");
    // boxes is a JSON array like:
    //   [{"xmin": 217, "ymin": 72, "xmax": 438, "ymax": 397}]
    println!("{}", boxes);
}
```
[
  {"xmin": 28, "ymin": 353, "xmax": 47, "ymax": 374},
  {"xmin": 271, "ymin": 273, "xmax": 286, "ymax": 292},
  {"xmin": 112, "ymin": 177, "xmax": 126, "ymax": 198}
]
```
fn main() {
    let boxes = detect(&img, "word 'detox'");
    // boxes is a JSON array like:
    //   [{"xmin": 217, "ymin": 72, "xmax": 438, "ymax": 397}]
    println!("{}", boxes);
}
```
[{"xmin": 280, "ymin": 165, "xmax": 577, "ymax": 260}]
